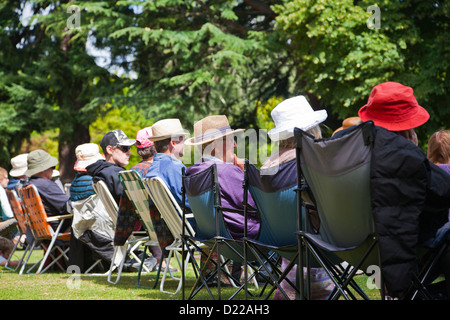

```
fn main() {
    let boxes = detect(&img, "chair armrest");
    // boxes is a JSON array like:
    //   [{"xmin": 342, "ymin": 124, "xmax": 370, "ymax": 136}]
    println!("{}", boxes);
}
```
[{"xmin": 46, "ymin": 213, "xmax": 73, "ymax": 222}]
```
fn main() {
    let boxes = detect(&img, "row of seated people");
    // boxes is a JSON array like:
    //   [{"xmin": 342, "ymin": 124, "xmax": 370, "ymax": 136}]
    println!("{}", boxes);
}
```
[{"xmin": 1, "ymin": 81, "xmax": 449, "ymax": 299}]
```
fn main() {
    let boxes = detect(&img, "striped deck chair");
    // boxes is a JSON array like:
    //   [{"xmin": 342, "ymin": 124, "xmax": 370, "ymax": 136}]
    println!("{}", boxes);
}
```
[
  {"xmin": 144, "ymin": 175, "xmax": 206, "ymax": 296},
  {"xmin": 92, "ymin": 180, "xmax": 149, "ymax": 284},
  {"xmin": 18, "ymin": 184, "xmax": 72, "ymax": 275},
  {"xmin": 118, "ymin": 170, "xmax": 163, "ymax": 288}
]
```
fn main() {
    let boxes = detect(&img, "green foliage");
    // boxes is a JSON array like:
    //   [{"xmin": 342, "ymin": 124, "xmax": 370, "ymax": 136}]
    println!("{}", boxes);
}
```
[
  {"xmin": 0, "ymin": 0, "xmax": 447, "ymax": 171},
  {"xmin": 273, "ymin": 0, "xmax": 449, "ymax": 144}
]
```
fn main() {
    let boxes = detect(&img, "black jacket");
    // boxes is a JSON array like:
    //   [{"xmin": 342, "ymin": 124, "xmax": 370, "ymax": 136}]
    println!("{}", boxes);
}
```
[
  {"xmin": 86, "ymin": 160, "xmax": 125, "ymax": 204},
  {"xmin": 370, "ymin": 126, "xmax": 450, "ymax": 297}
]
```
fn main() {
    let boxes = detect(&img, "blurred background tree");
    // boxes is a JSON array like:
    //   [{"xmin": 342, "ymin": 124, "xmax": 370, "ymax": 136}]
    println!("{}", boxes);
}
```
[{"xmin": 0, "ymin": 0, "xmax": 448, "ymax": 182}]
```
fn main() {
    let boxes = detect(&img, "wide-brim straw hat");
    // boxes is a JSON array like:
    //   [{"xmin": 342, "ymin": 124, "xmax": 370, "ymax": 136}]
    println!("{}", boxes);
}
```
[
  {"xmin": 267, "ymin": 95, "xmax": 327, "ymax": 141},
  {"xmin": 25, "ymin": 149, "xmax": 59, "ymax": 177},
  {"xmin": 358, "ymin": 82, "xmax": 429, "ymax": 131},
  {"xmin": 184, "ymin": 115, "xmax": 244, "ymax": 146},
  {"xmin": 73, "ymin": 143, "xmax": 105, "ymax": 172},
  {"xmin": 148, "ymin": 119, "xmax": 189, "ymax": 141},
  {"xmin": 9, "ymin": 153, "xmax": 29, "ymax": 177}
]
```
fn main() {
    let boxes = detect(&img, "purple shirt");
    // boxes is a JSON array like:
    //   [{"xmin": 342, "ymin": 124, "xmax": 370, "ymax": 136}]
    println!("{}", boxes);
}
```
[{"xmin": 186, "ymin": 158, "xmax": 260, "ymax": 240}]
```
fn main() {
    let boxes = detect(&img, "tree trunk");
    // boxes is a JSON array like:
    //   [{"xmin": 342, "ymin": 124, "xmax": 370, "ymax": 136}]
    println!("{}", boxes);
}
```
[{"xmin": 58, "ymin": 123, "xmax": 90, "ymax": 185}]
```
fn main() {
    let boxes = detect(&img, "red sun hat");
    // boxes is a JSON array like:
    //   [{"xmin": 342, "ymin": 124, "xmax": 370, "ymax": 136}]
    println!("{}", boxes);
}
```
[{"xmin": 358, "ymin": 82, "xmax": 430, "ymax": 131}]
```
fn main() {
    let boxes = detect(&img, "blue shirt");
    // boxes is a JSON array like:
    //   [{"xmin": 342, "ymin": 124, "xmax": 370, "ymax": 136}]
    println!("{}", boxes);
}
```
[{"xmin": 144, "ymin": 153, "xmax": 191, "ymax": 212}]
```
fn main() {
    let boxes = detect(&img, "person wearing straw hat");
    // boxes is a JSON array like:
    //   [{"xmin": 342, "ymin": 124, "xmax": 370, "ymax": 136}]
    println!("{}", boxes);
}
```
[
  {"xmin": 7, "ymin": 153, "xmax": 29, "ymax": 192},
  {"xmin": 185, "ymin": 115, "xmax": 260, "ymax": 241},
  {"xmin": 24, "ymin": 149, "xmax": 72, "ymax": 232},
  {"xmin": 143, "ymin": 119, "xmax": 191, "ymax": 211}
]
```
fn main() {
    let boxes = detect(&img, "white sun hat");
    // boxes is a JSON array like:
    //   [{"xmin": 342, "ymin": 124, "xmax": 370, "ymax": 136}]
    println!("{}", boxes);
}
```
[
  {"xmin": 267, "ymin": 95, "xmax": 328, "ymax": 141},
  {"xmin": 9, "ymin": 153, "xmax": 29, "ymax": 177},
  {"xmin": 73, "ymin": 143, "xmax": 105, "ymax": 172}
]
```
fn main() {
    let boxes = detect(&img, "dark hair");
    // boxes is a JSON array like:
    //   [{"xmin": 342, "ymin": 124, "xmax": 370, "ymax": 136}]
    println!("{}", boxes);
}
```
[
  {"xmin": 136, "ymin": 146, "xmax": 157, "ymax": 160},
  {"xmin": 153, "ymin": 138, "xmax": 171, "ymax": 153}
]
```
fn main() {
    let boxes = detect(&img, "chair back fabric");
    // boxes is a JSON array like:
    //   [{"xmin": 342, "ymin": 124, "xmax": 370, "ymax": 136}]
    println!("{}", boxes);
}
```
[
  {"xmin": 6, "ymin": 189, "xmax": 27, "ymax": 234},
  {"xmin": 119, "ymin": 170, "xmax": 159, "ymax": 240},
  {"xmin": 144, "ymin": 176, "xmax": 195, "ymax": 239},
  {"xmin": 246, "ymin": 159, "xmax": 299, "ymax": 247},
  {"xmin": 92, "ymin": 180, "xmax": 119, "ymax": 224},
  {"xmin": 183, "ymin": 164, "xmax": 232, "ymax": 241},
  {"xmin": 295, "ymin": 122, "xmax": 375, "ymax": 249},
  {"xmin": 20, "ymin": 184, "xmax": 70, "ymax": 241}
]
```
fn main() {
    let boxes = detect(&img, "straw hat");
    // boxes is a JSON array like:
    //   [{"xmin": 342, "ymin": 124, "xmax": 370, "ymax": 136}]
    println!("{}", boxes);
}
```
[
  {"xmin": 135, "ymin": 127, "xmax": 154, "ymax": 148},
  {"xmin": 268, "ymin": 95, "xmax": 327, "ymax": 141},
  {"xmin": 332, "ymin": 117, "xmax": 362, "ymax": 136},
  {"xmin": 9, "ymin": 153, "xmax": 28, "ymax": 177},
  {"xmin": 149, "ymin": 119, "xmax": 189, "ymax": 141},
  {"xmin": 184, "ymin": 115, "xmax": 244, "ymax": 146},
  {"xmin": 358, "ymin": 82, "xmax": 429, "ymax": 131},
  {"xmin": 73, "ymin": 143, "xmax": 105, "ymax": 172},
  {"xmin": 25, "ymin": 149, "xmax": 58, "ymax": 177}
]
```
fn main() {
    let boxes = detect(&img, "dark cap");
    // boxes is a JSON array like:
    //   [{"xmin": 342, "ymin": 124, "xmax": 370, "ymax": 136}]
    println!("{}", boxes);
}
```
[{"xmin": 100, "ymin": 130, "xmax": 136, "ymax": 150}]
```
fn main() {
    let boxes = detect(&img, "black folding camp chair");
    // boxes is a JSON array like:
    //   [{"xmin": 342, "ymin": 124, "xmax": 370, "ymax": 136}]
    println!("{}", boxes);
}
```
[{"xmin": 294, "ymin": 121, "xmax": 382, "ymax": 300}]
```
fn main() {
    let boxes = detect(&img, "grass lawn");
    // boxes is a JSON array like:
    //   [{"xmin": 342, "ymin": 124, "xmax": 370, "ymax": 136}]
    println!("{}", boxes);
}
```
[{"xmin": 0, "ymin": 248, "xmax": 381, "ymax": 300}]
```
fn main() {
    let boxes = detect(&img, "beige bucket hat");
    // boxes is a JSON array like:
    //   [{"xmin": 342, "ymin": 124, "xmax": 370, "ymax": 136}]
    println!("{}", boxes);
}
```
[{"xmin": 149, "ymin": 119, "xmax": 189, "ymax": 141}]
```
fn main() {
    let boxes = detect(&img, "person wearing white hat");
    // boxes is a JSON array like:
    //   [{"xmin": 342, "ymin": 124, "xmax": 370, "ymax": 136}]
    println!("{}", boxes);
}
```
[
  {"xmin": 7, "ymin": 154, "xmax": 29, "ymax": 192},
  {"xmin": 262, "ymin": 95, "xmax": 327, "ymax": 172},
  {"xmin": 70, "ymin": 143, "xmax": 105, "ymax": 201},
  {"xmin": 261, "ymin": 96, "xmax": 334, "ymax": 300},
  {"xmin": 69, "ymin": 143, "xmax": 115, "ymax": 273}
]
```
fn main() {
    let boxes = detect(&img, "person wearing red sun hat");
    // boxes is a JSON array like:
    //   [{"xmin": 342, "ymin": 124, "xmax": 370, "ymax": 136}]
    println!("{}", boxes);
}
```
[
  {"xmin": 358, "ymin": 81, "xmax": 429, "ymax": 145},
  {"xmin": 352, "ymin": 81, "xmax": 450, "ymax": 299}
]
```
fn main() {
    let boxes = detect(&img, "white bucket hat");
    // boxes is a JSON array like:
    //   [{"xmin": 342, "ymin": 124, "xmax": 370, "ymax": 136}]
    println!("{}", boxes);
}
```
[
  {"xmin": 9, "ymin": 153, "xmax": 29, "ymax": 177},
  {"xmin": 73, "ymin": 143, "xmax": 105, "ymax": 172},
  {"xmin": 267, "ymin": 95, "xmax": 328, "ymax": 141}
]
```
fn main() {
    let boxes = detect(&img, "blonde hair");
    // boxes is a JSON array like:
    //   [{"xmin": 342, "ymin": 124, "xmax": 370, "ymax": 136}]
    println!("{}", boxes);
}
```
[
  {"xmin": 427, "ymin": 130, "xmax": 450, "ymax": 164},
  {"xmin": 279, "ymin": 125, "xmax": 323, "ymax": 149}
]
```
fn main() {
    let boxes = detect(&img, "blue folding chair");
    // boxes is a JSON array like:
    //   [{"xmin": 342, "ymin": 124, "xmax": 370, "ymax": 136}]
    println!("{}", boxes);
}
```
[
  {"xmin": 243, "ymin": 159, "xmax": 311, "ymax": 299},
  {"xmin": 182, "ymin": 163, "xmax": 260, "ymax": 300}
]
